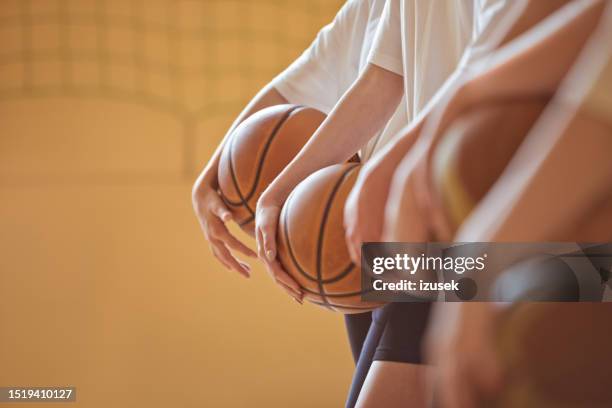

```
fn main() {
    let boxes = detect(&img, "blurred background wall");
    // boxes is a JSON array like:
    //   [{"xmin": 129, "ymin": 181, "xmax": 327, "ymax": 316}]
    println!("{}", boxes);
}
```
[{"xmin": 0, "ymin": 1, "xmax": 351, "ymax": 407}]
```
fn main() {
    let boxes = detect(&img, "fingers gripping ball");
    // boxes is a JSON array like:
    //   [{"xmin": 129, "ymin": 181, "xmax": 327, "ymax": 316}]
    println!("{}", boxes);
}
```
[
  {"xmin": 218, "ymin": 104, "xmax": 326, "ymax": 236},
  {"xmin": 277, "ymin": 163, "xmax": 385, "ymax": 314}
]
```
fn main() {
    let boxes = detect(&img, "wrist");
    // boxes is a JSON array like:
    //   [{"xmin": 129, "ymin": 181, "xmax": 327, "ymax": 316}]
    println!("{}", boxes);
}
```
[
  {"xmin": 193, "ymin": 170, "xmax": 218, "ymax": 201},
  {"xmin": 200, "ymin": 165, "xmax": 219, "ymax": 188},
  {"xmin": 259, "ymin": 184, "xmax": 287, "ymax": 208}
]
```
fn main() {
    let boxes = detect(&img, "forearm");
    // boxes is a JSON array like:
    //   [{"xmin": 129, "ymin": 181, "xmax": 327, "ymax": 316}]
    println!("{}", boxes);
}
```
[
  {"xmin": 452, "ymin": 1, "xmax": 608, "ymax": 242},
  {"xmin": 196, "ymin": 84, "xmax": 288, "ymax": 187},
  {"xmin": 458, "ymin": 101, "xmax": 612, "ymax": 242},
  {"xmin": 412, "ymin": 0, "xmax": 605, "ymax": 178},
  {"xmin": 267, "ymin": 64, "xmax": 404, "ymax": 200},
  {"xmin": 344, "ymin": 0, "xmax": 603, "ymax": 200},
  {"xmin": 467, "ymin": 0, "xmax": 605, "ymax": 101},
  {"xmin": 404, "ymin": 0, "xmax": 595, "ymax": 159},
  {"xmin": 367, "ymin": 117, "xmax": 425, "ymax": 174}
]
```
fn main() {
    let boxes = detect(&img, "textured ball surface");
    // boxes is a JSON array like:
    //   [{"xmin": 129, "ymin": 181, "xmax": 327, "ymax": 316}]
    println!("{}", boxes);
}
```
[
  {"xmin": 218, "ymin": 104, "xmax": 326, "ymax": 236},
  {"xmin": 277, "ymin": 163, "xmax": 385, "ymax": 313},
  {"xmin": 431, "ymin": 99, "xmax": 548, "ymax": 236}
]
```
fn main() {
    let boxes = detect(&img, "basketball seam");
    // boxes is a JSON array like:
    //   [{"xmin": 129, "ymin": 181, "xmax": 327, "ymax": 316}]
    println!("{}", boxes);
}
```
[
  {"xmin": 324, "ymin": 260, "xmax": 356, "ymax": 284},
  {"xmin": 282, "ymin": 189, "xmax": 317, "ymax": 281},
  {"xmin": 221, "ymin": 105, "xmax": 305, "ymax": 224},
  {"xmin": 309, "ymin": 300, "xmax": 377, "ymax": 311},
  {"xmin": 315, "ymin": 164, "xmax": 360, "ymax": 307},
  {"xmin": 282, "ymin": 220, "xmax": 356, "ymax": 284},
  {"xmin": 301, "ymin": 286, "xmax": 375, "ymax": 298},
  {"xmin": 281, "ymin": 165, "xmax": 360, "ymax": 285}
]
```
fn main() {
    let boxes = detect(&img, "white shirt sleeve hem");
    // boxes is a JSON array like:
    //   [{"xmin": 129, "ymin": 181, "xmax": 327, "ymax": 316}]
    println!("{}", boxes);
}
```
[
  {"xmin": 368, "ymin": 52, "xmax": 404, "ymax": 76},
  {"xmin": 272, "ymin": 80, "xmax": 335, "ymax": 114}
]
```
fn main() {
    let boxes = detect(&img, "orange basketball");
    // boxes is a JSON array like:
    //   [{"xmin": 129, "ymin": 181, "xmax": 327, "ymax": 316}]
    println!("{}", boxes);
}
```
[
  {"xmin": 277, "ymin": 163, "xmax": 385, "ymax": 313},
  {"xmin": 430, "ymin": 97, "xmax": 612, "ymax": 241},
  {"xmin": 218, "ymin": 104, "xmax": 326, "ymax": 236},
  {"xmin": 431, "ymin": 99, "xmax": 548, "ymax": 237}
]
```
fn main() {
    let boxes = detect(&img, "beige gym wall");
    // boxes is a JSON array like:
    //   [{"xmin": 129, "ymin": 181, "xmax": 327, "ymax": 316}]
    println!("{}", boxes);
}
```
[{"xmin": 0, "ymin": 1, "xmax": 351, "ymax": 407}]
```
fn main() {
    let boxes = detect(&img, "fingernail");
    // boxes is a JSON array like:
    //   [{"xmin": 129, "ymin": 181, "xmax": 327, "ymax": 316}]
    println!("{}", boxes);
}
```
[
  {"xmin": 266, "ymin": 249, "xmax": 275, "ymax": 261},
  {"xmin": 222, "ymin": 212, "xmax": 232, "ymax": 222}
]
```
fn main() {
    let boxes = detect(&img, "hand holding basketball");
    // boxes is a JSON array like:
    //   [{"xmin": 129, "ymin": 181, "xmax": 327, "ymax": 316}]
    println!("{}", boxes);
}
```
[
  {"xmin": 343, "ymin": 158, "xmax": 392, "ymax": 263},
  {"xmin": 256, "ymin": 191, "xmax": 304, "ymax": 302},
  {"xmin": 255, "ymin": 193, "xmax": 281, "ymax": 262},
  {"xmin": 192, "ymin": 178, "xmax": 256, "ymax": 277},
  {"xmin": 383, "ymin": 146, "xmax": 432, "ymax": 242}
]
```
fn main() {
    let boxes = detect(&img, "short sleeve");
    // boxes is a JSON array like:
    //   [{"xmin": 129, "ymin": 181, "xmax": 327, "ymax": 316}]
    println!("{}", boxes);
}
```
[
  {"xmin": 367, "ymin": 0, "xmax": 403, "ymax": 76},
  {"xmin": 270, "ymin": 0, "xmax": 367, "ymax": 113}
]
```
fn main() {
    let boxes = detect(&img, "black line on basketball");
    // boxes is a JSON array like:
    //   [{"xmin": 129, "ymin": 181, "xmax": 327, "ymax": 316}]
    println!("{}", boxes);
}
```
[
  {"xmin": 238, "ymin": 216, "xmax": 254, "ymax": 226},
  {"xmin": 282, "ymin": 201, "xmax": 356, "ymax": 284},
  {"xmin": 309, "ymin": 300, "xmax": 376, "ymax": 311},
  {"xmin": 316, "ymin": 164, "xmax": 360, "ymax": 307},
  {"xmin": 282, "ymin": 189, "xmax": 318, "ymax": 282},
  {"xmin": 223, "ymin": 105, "xmax": 304, "ymax": 210},
  {"xmin": 281, "ymin": 166, "xmax": 360, "ymax": 284},
  {"xmin": 321, "ymin": 261, "xmax": 355, "ymax": 283},
  {"xmin": 301, "ymin": 286, "xmax": 374, "ymax": 298}
]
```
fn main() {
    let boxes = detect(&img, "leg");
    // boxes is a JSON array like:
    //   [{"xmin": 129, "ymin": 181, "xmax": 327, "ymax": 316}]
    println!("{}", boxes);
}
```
[
  {"xmin": 347, "ymin": 302, "xmax": 432, "ymax": 408},
  {"xmin": 355, "ymin": 361, "xmax": 429, "ymax": 408}
]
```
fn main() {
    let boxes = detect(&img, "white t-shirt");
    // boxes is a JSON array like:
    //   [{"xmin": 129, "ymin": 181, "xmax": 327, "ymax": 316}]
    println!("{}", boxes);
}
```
[
  {"xmin": 271, "ymin": 0, "xmax": 406, "ymax": 160},
  {"xmin": 368, "ymin": 0, "xmax": 528, "ymax": 123},
  {"xmin": 273, "ymin": 0, "xmax": 526, "ymax": 159}
]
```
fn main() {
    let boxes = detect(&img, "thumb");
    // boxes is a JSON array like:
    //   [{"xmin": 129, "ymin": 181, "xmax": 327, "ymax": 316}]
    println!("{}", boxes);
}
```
[
  {"xmin": 261, "ymin": 208, "xmax": 280, "ymax": 262},
  {"xmin": 210, "ymin": 197, "xmax": 232, "ymax": 222}
]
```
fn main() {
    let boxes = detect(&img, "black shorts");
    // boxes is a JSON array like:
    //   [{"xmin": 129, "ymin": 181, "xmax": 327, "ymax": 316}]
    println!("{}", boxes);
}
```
[{"xmin": 344, "ymin": 302, "xmax": 432, "ymax": 408}]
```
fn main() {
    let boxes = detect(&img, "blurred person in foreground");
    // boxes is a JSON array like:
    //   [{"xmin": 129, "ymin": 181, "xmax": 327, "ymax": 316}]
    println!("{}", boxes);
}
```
[{"xmin": 379, "ymin": 1, "xmax": 610, "ymax": 407}]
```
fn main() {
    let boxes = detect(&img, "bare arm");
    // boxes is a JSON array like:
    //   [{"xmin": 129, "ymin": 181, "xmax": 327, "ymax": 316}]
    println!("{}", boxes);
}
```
[
  {"xmin": 261, "ymin": 64, "xmax": 404, "ymax": 203},
  {"xmin": 376, "ymin": 0, "xmax": 604, "ymax": 173},
  {"xmin": 191, "ymin": 84, "xmax": 287, "ymax": 278},
  {"xmin": 256, "ymin": 63, "xmax": 404, "ymax": 262},
  {"xmin": 457, "ymin": 11, "xmax": 612, "ymax": 242},
  {"xmin": 384, "ymin": 0, "xmax": 606, "ymax": 242},
  {"xmin": 465, "ymin": 0, "xmax": 605, "ymax": 101}
]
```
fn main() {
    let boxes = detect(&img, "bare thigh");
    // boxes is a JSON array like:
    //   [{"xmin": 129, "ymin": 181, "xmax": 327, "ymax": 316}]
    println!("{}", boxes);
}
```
[{"xmin": 355, "ymin": 361, "xmax": 430, "ymax": 408}]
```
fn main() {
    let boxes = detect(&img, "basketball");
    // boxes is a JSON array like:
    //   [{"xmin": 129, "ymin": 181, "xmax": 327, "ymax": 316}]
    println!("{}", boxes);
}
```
[
  {"xmin": 430, "ymin": 99, "xmax": 548, "ymax": 237},
  {"xmin": 218, "ymin": 104, "xmax": 326, "ymax": 236},
  {"xmin": 431, "ymin": 98, "xmax": 612, "ymax": 241},
  {"xmin": 431, "ymin": 99, "xmax": 612, "ymax": 407},
  {"xmin": 277, "ymin": 163, "xmax": 384, "ymax": 314}
]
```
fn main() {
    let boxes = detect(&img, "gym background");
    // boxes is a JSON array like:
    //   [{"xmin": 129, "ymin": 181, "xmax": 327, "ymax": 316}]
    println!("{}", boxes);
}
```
[{"xmin": 0, "ymin": 1, "xmax": 350, "ymax": 407}]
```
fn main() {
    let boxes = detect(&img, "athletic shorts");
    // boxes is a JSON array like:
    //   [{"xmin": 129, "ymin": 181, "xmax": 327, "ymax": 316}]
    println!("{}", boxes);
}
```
[{"xmin": 344, "ymin": 302, "xmax": 432, "ymax": 408}]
